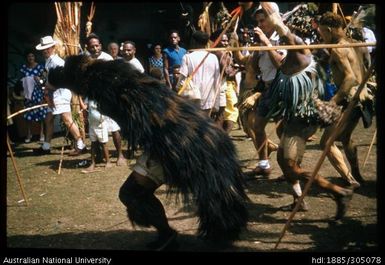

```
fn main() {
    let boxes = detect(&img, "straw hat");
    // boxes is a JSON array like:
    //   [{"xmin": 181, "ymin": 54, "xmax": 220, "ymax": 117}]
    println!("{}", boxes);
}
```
[{"xmin": 35, "ymin": 36, "xmax": 57, "ymax": 50}]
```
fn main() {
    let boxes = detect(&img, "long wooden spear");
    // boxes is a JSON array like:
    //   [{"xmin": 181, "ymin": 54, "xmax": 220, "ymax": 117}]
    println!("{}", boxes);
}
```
[
  {"xmin": 7, "ymin": 103, "xmax": 48, "ymax": 120},
  {"xmin": 7, "ymin": 133, "xmax": 28, "ymax": 206},
  {"xmin": 274, "ymin": 61, "xmax": 376, "ymax": 249},
  {"xmin": 7, "ymin": 103, "xmax": 81, "ymax": 121},
  {"xmin": 190, "ymin": 42, "xmax": 376, "ymax": 52},
  {"xmin": 362, "ymin": 129, "xmax": 377, "ymax": 169}
]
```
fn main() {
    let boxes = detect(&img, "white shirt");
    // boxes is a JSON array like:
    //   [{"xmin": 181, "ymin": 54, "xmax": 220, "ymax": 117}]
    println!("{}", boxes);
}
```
[
  {"xmin": 97, "ymin": 51, "xmax": 114, "ymax": 61},
  {"xmin": 362, "ymin": 27, "xmax": 376, "ymax": 54},
  {"xmin": 180, "ymin": 51, "xmax": 220, "ymax": 110},
  {"xmin": 258, "ymin": 31, "xmax": 287, "ymax": 82},
  {"xmin": 95, "ymin": 52, "xmax": 121, "ymax": 131},
  {"xmin": 45, "ymin": 54, "xmax": 64, "ymax": 71},
  {"xmin": 128, "ymin": 58, "xmax": 145, "ymax": 73}
]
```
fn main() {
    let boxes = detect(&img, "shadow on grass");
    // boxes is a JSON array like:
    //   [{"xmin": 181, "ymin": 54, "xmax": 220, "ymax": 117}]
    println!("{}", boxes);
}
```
[{"xmin": 7, "ymin": 229, "xmax": 258, "ymax": 252}]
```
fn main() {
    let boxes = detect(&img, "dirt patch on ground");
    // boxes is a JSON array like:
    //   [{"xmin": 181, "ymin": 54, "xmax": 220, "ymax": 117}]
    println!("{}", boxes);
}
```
[{"xmin": 6, "ymin": 119, "xmax": 378, "ymax": 252}]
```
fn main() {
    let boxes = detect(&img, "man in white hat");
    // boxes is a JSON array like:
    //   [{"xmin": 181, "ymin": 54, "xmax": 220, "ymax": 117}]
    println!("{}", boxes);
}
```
[{"xmin": 34, "ymin": 35, "xmax": 86, "ymax": 155}]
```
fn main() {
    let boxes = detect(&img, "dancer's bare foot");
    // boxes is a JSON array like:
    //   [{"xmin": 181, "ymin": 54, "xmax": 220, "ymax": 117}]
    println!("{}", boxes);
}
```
[
  {"xmin": 85, "ymin": 164, "xmax": 95, "ymax": 171},
  {"xmin": 116, "ymin": 157, "xmax": 127, "ymax": 166},
  {"xmin": 105, "ymin": 161, "xmax": 113, "ymax": 168},
  {"xmin": 334, "ymin": 188, "xmax": 354, "ymax": 221},
  {"xmin": 307, "ymin": 134, "xmax": 318, "ymax": 142},
  {"xmin": 81, "ymin": 164, "xmax": 101, "ymax": 174}
]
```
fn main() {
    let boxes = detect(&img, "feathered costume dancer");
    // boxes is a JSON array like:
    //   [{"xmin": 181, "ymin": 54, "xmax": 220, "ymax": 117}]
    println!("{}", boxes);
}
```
[{"xmin": 49, "ymin": 55, "xmax": 249, "ymax": 249}]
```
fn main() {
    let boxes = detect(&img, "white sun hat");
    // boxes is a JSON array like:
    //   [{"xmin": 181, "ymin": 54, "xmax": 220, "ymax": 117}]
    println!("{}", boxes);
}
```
[
  {"xmin": 35, "ymin": 36, "xmax": 57, "ymax": 50},
  {"xmin": 257, "ymin": 2, "xmax": 280, "ymax": 14}
]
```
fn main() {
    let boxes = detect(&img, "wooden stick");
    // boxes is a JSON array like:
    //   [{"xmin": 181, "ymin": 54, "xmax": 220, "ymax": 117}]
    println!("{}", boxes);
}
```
[
  {"xmin": 7, "ymin": 133, "xmax": 28, "ymax": 206},
  {"xmin": 362, "ymin": 129, "xmax": 377, "ymax": 169},
  {"xmin": 190, "ymin": 42, "xmax": 376, "ymax": 53},
  {"xmin": 7, "ymin": 102, "xmax": 81, "ymax": 120},
  {"xmin": 274, "ymin": 61, "xmax": 376, "ymax": 250},
  {"xmin": 332, "ymin": 3, "xmax": 338, "ymax": 14},
  {"xmin": 337, "ymin": 3, "xmax": 348, "ymax": 27},
  {"xmin": 7, "ymin": 103, "xmax": 48, "ymax": 120},
  {"xmin": 57, "ymin": 145, "xmax": 65, "ymax": 175}
]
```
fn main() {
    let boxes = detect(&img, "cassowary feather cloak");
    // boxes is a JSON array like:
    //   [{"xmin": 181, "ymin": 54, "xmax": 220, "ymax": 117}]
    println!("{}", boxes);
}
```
[{"xmin": 49, "ymin": 55, "xmax": 249, "ymax": 241}]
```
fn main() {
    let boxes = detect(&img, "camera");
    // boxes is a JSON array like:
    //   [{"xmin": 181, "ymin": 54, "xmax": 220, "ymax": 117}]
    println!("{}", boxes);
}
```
[{"xmin": 239, "ymin": 25, "xmax": 260, "ymax": 44}]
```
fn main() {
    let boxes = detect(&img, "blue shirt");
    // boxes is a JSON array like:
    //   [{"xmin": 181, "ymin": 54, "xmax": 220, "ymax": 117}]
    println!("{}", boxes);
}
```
[{"xmin": 163, "ymin": 46, "xmax": 187, "ymax": 71}]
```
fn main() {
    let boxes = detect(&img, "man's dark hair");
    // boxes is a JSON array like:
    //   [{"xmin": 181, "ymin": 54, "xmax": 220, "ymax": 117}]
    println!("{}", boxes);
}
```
[
  {"xmin": 123, "ymin": 40, "xmax": 136, "ymax": 48},
  {"xmin": 169, "ymin": 29, "xmax": 180, "ymax": 37},
  {"xmin": 151, "ymin": 43, "xmax": 162, "ymax": 51},
  {"xmin": 192, "ymin": 31, "xmax": 209, "ymax": 46},
  {"xmin": 319, "ymin": 12, "xmax": 344, "ymax": 28},
  {"xmin": 86, "ymin": 33, "xmax": 101, "ymax": 45}
]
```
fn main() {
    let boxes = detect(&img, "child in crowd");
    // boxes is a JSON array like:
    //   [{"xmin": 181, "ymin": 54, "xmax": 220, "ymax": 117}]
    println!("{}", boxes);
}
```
[{"xmin": 171, "ymin": 64, "xmax": 181, "ymax": 92}]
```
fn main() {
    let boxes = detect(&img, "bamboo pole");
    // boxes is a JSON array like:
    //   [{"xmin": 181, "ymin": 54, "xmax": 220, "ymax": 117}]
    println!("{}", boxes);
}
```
[
  {"xmin": 337, "ymin": 3, "xmax": 348, "ymax": 27},
  {"xmin": 362, "ymin": 129, "xmax": 377, "ymax": 169},
  {"xmin": 190, "ymin": 42, "xmax": 376, "ymax": 53},
  {"xmin": 54, "ymin": 2, "xmax": 86, "ymax": 144},
  {"xmin": 332, "ymin": 3, "xmax": 338, "ymax": 14},
  {"xmin": 86, "ymin": 2, "xmax": 96, "ymax": 37},
  {"xmin": 57, "ymin": 146, "xmax": 65, "ymax": 175},
  {"xmin": 274, "ymin": 61, "xmax": 376, "ymax": 250},
  {"xmin": 7, "ymin": 103, "xmax": 82, "ymax": 120},
  {"xmin": 7, "ymin": 103, "xmax": 48, "ymax": 120},
  {"xmin": 7, "ymin": 133, "xmax": 28, "ymax": 206}
]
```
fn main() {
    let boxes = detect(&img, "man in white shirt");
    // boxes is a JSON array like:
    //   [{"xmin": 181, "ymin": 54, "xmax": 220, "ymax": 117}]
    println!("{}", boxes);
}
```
[
  {"xmin": 178, "ymin": 31, "xmax": 220, "ymax": 115},
  {"xmin": 121, "ymin": 41, "xmax": 145, "ymax": 73},
  {"xmin": 84, "ymin": 33, "xmax": 127, "ymax": 165},
  {"xmin": 34, "ymin": 35, "xmax": 86, "ymax": 155}
]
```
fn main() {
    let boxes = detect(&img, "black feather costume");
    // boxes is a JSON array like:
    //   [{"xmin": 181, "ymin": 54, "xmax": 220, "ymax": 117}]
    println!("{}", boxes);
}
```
[{"xmin": 49, "ymin": 55, "xmax": 249, "ymax": 241}]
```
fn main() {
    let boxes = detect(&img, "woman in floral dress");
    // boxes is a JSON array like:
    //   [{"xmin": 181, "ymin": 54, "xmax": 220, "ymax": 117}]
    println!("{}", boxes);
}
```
[{"xmin": 20, "ymin": 50, "xmax": 47, "ymax": 142}]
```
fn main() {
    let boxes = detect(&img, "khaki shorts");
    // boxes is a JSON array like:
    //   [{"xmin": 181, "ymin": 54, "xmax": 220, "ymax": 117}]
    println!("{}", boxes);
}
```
[{"xmin": 132, "ymin": 153, "xmax": 164, "ymax": 186}]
